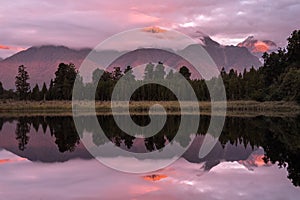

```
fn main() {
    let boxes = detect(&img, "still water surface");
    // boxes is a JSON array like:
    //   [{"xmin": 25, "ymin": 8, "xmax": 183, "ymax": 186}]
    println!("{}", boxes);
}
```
[{"xmin": 0, "ymin": 115, "xmax": 299, "ymax": 199}]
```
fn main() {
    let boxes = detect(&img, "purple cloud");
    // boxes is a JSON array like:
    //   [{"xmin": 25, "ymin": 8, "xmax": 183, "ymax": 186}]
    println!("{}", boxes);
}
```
[{"xmin": 0, "ymin": 0, "xmax": 299, "ymax": 58}]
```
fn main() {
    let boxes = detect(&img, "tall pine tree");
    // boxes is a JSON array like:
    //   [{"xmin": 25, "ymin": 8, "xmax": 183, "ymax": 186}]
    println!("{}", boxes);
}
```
[{"xmin": 15, "ymin": 65, "xmax": 30, "ymax": 100}]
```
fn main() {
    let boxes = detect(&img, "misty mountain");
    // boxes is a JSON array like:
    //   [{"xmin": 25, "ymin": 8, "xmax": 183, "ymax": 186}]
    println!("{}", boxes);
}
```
[
  {"xmin": 238, "ymin": 36, "xmax": 277, "ymax": 58},
  {"xmin": 107, "ymin": 48, "xmax": 201, "ymax": 79},
  {"xmin": 0, "ymin": 35, "xmax": 262, "ymax": 89},
  {"xmin": 178, "ymin": 28, "xmax": 262, "ymax": 69},
  {"xmin": 190, "ymin": 41, "xmax": 261, "ymax": 72},
  {"xmin": 0, "ymin": 45, "xmax": 90, "ymax": 89}
]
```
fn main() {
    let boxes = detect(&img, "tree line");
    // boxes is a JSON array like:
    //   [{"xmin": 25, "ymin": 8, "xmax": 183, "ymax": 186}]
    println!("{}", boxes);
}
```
[{"xmin": 0, "ymin": 30, "xmax": 299, "ymax": 103}]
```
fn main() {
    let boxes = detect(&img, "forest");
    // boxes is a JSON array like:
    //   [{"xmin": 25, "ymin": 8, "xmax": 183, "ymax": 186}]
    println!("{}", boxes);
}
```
[{"xmin": 0, "ymin": 30, "xmax": 299, "ymax": 103}]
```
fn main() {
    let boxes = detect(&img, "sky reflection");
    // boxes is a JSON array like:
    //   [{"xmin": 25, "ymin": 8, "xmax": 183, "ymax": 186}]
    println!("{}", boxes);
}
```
[{"xmin": 1, "ymin": 149, "xmax": 299, "ymax": 200}]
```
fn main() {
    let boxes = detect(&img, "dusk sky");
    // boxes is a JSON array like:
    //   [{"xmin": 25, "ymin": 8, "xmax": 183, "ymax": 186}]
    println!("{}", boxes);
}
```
[{"xmin": 0, "ymin": 0, "xmax": 299, "ymax": 58}]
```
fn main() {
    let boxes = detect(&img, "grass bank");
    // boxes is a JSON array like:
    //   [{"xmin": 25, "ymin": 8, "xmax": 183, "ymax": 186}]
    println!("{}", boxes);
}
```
[{"xmin": 0, "ymin": 100, "xmax": 299, "ymax": 117}]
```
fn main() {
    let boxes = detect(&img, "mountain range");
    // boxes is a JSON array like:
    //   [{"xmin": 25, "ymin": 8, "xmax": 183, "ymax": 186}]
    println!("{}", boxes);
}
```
[
  {"xmin": 238, "ymin": 36, "xmax": 277, "ymax": 60},
  {"xmin": 0, "ymin": 33, "xmax": 270, "ymax": 89}
]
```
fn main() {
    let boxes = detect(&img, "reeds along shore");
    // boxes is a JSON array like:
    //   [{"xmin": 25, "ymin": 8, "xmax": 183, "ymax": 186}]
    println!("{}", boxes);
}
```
[{"xmin": 0, "ymin": 100, "xmax": 299, "ymax": 117}]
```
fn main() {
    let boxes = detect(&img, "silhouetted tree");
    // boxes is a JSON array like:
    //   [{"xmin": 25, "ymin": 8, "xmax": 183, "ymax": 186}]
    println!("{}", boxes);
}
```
[
  {"xmin": 124, "ymin": 65, "xmax": 135, "ymax": 81},
  {"xmin": 179, "ymin": 66, "xmax": 191, "ymax": 80},
  {"xmin": 287, "ymin": 30, "xmax": 300, "ymax": 65},
  {"xmin": 15, "ymin": 65, "xmax": 30, "ymax": 100},
  {"xmin": 154, "ymin": 62, "xmax": 166, "ymax": 80},
  {"xmin": 41, "ymin": 82, "xmax": 47, "ymax": 101},
  {"xmin": 31, "ymin": 84, "xmax": 41, "ymax": 101},
  {"xmin": 0, "ymin": 81, "xmax": 3, "ymax": 98},
  {"xmin": 166, "ymin": 69, "xmax": 174, "ymax": 80},
  {"xmin": 46, "ymin": 79, "xmax": 54, "ymax": 100},
  {"xmin": 144, "ymin": 62, "xmax": 154, "ymax": 80},
  {"xmin": 52, "ymin": 63, "xmax": 77, "ymax": 100},
  {"xmin": 112, "ymin": 67, "xmax": 122, "ymax": 80},
  {"xmin": 92, "ymin": 68, "xmax": 103, "ymax": 83}
]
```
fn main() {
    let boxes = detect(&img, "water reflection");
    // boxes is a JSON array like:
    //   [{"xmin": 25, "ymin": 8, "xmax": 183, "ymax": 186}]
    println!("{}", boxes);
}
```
[
  {"xmin": 0, "ymin": 115, "xmax": 299, "ymax": 186},
  {"xmin": 15, "ymin": 117, "xmax": 30, "ymax": 151}
]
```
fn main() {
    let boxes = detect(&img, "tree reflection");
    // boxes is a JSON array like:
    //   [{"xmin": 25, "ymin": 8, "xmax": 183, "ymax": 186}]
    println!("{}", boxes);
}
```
[
  {"xmin": 46, "ymin": 116, "xmax": 80, "ymax": 152},
  {"xmin": 0, "ymin": 114, "xmax": 299, "ymax": 186},
  {"xmin": 219, "ymin": 115, "xmax": 300, "ymax": 187},
  {"xmin": 95, "ymin": 115, "xmax": 181, "ymax": 152},
  {"xmin": 261, "ymin": 116, "xmax": 300, "ymax": 186},
  {"xmin": 15, "ymin": 117, "xmax": 30, "ymax": 151},
  {"xmin": 13, "ymin": 116, "xmax": 80, "ymax": 153},
  {"xmin": 0, "ymin": 117, "xmax": 3, "ymax": 131}
]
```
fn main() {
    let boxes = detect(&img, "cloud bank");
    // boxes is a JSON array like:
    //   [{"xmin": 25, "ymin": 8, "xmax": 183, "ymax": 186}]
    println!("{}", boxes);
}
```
[{"xmin": 0, "ymin": 0, "xmax": 299, "ymax": 58}]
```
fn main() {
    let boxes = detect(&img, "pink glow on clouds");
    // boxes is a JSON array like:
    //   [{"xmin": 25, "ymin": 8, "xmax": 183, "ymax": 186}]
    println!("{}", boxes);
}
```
[
  {"xmin": 0, "ymin": 0, "xmax": 299, "ymax": 58},
  {"xmin": 0, "ymin": 44, "xmax": 25, "ymax": 51},
  {"xmin": 0, "ymin": 44, "xmax": 26, "ymax": 58},
  {"xmin": 0, "ymin": 45, "xmax": 10, "ymax": 50},
  {"xmin": 128, "ymin": 12, "xmax": 161, "ymax": 24}
]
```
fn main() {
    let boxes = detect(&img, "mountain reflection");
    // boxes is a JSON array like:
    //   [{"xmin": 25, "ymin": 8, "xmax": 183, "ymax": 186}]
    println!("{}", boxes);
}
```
[{"xmin": 0, "ymin": 114, "xmax": 299, "ymax": 186}]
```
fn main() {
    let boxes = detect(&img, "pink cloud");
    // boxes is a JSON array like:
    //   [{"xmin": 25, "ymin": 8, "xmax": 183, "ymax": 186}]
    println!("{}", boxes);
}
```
[
  {"xmin": 129, "ymin": 12, "xmax": 161, "ymax": 24},
  {"xmin": 0, "ymin": 45, "xmax": 10, "ymax": 50},
  {"xmin": 0, "ymin": 44, "xmax": 25, "ymax": 51},
  {"xmin": 0, "ymin": 0, "xmax": 299, "ymax": 58}
]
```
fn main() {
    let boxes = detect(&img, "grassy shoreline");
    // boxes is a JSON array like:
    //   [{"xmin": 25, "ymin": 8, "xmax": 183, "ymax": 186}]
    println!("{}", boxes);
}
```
[{"xmin": 0, "ymin": 100, "xmax": 299, "ymax": 117}]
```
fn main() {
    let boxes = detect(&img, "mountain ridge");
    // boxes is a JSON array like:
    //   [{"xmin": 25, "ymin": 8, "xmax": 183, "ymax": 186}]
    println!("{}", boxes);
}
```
[
  {"xmin": 0, "ymin": 36, "xmax": 262, "ymax": 89},
  {"xmin": 238, "ymin": 36, "xmax": 277, "ymax": 58}
]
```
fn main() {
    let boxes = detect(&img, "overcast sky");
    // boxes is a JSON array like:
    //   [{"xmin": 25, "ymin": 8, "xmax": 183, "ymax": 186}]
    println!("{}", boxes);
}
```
[{"xmin": 0, "ymin": 0, "xmax": 299, "ymax": 58}]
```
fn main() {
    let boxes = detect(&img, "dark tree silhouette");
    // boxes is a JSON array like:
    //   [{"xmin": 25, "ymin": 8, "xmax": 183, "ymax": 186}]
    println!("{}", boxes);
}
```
[
  {"xmin": 52, "ymin": 63, "xmax": 77, "ymax": 100},
  {"xmin": 124, "ymin": 65, "xmax": 135, "ymax": 81},
  {"xmin": 112, "ymin": 67, "xmax": 122, "ymax": 80},
  {"xmin": 92, "ymin": 68, "xmax": 104, "ymax": 83},
  {"xmin": 15, "ymin": 65, "xmax": 30, "ymax": 100},
  {"xmin": 41, "ymin": 82, "xmax": 47, "ymax": 101},
  {"xmin": 144, "ymin": 62, "xmax": 154, "ymax": 80},
  {"xmin": 179, "ymin": 66, "xmax": 191, "ymax": 80},
  {"xmin": 0, "ymin": 81, "xmax": 3, "ymax": 98},
  {"xmin": 154, "ymin": 62, "xmax": 166, "ymax": 80},
  {"xmin": 287, "ymin": 30, "xmax": 300, "ymax": 64},
  {"xmin": 31, "ymin": 84, "xmax": 41, "ymax": 101}
]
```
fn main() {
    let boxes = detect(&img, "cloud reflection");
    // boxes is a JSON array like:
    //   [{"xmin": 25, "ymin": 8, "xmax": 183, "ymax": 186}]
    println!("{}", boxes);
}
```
[{"xmin": 1, "ymin": 149, "xmax": 300, "ymax": 200}]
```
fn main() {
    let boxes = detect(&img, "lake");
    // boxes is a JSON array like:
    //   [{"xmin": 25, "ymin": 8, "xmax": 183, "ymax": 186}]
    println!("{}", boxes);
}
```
[{"xmin": 0, "ymin": 114, "xmax": 300, "ymax": 199}]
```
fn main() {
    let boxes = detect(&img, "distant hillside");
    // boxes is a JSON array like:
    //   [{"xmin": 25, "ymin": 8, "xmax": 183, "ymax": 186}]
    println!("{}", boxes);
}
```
[
  {"xmin": 107, "ymin": 48, "xmax": 202, "ymax": 79},
  {"xmin": 0, "ymin": 34, "xmax": 262, "ymax": 89},
  {"xmin": 0, "ymin": 46, "xmax": 90, "ymax": 89}
]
